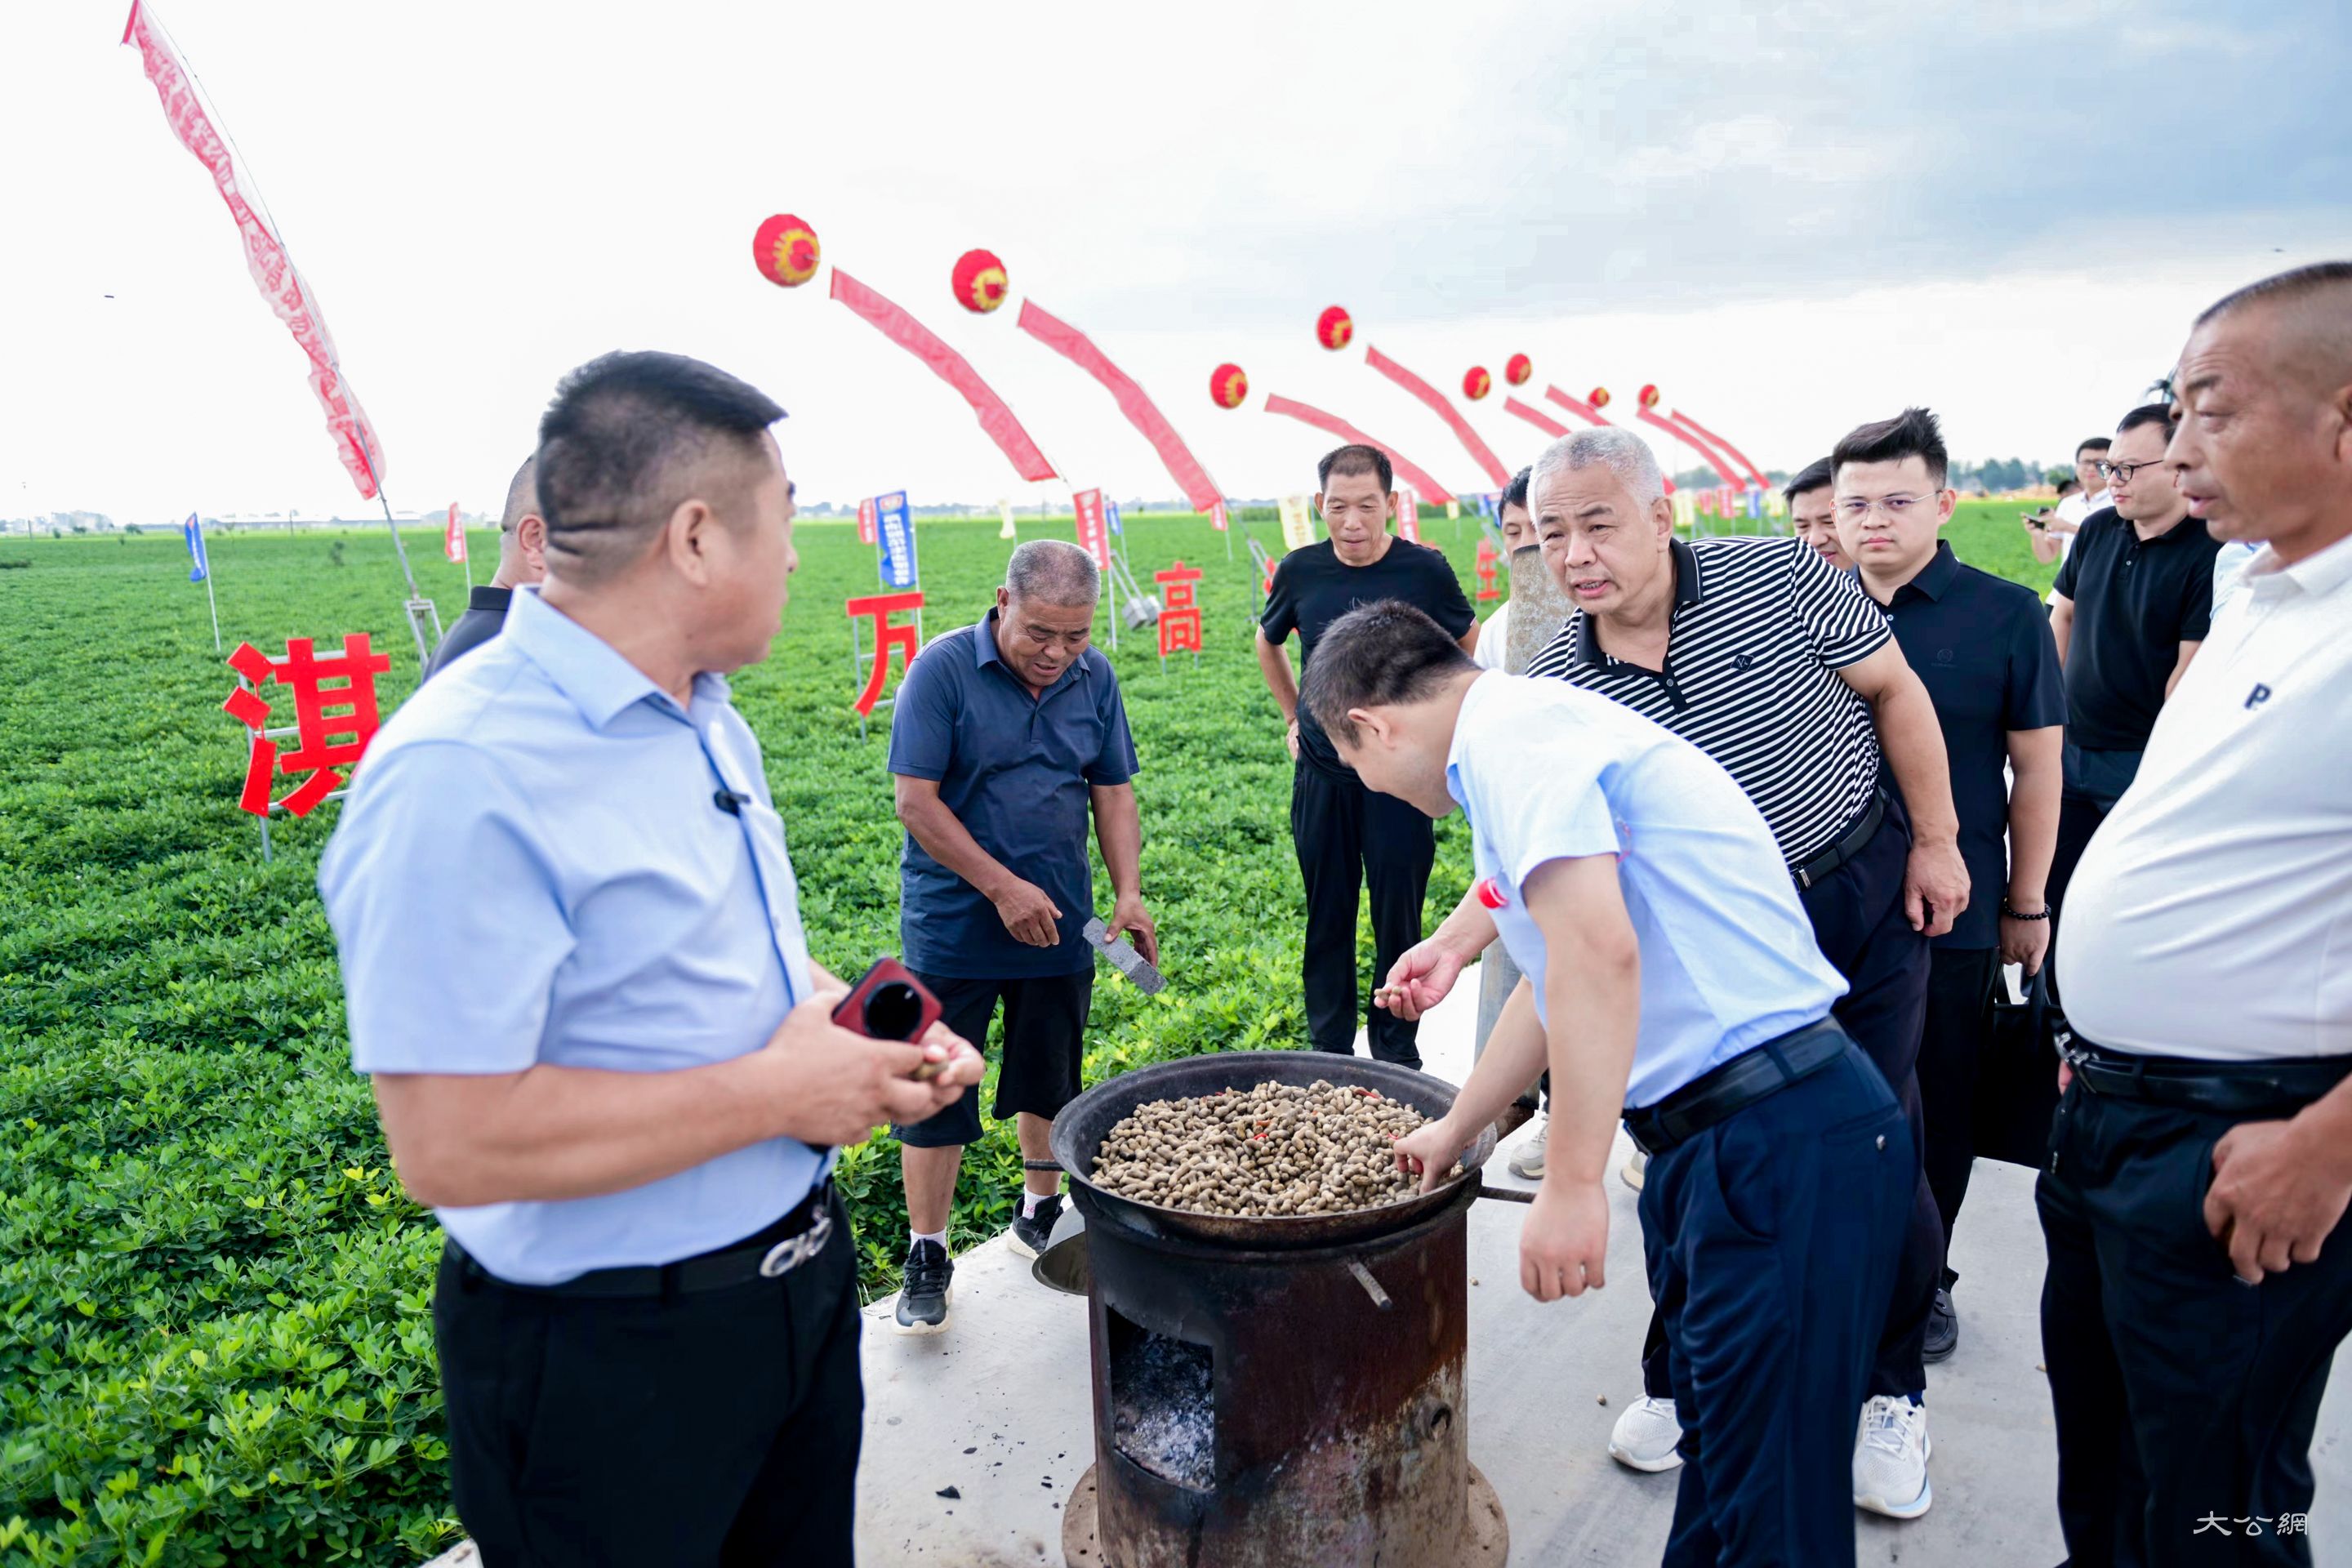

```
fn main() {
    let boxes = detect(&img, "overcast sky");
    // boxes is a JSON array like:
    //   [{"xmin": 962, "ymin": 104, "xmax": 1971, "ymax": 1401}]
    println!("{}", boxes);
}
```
[{"xmin": 3, "ymin": 0, "xmax": 2347, "ymax": 522}]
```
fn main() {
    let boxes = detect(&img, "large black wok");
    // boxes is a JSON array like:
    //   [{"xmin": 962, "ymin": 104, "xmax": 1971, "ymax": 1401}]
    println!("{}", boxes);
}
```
[{"xmin": 1048, "ymin": 1049, "xmax": 1519, "ymax": 1250}]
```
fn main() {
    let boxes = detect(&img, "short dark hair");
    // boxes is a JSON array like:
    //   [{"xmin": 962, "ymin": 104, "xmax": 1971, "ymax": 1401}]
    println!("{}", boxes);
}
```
[
  {"xmin": 2057, "ymin": 477, "xmax": 2082, "ymax": 497},
  {"xmin": 1782, "ymin": 456, "xmax": 1835, "ymax": 504},
  {"xmin": 1318, "ymin": 443, "xmax": 1393, "ymax": 496},
  {"xmin": 2194, "ymin": 260, "xmax": 2352, "ymax": 327},
  {"xmin": 499, "ymin": 455, "xmax": 539, "ymax": 532},
  {"xmin": 535, "ymin": 351, "xmax": 786, "ymax": 578},
  {"xmin": 1500, "ymin": 466, "xmax": 1532, "ymax": 516},
  {"xmin": 1831, "ymin": 407, "xmax": 1948, "ymax": 489},
  {"xmin": 1300, "ymin": 599, "xmax": 1477, "ymax": 746},
  {"xmin": 2115, "ymin": 403, "xmax": 2176, "ymax": 442},
  {"xmin": 2074, "ymin": 436, "xmax": 2112, "ymax": 460}
]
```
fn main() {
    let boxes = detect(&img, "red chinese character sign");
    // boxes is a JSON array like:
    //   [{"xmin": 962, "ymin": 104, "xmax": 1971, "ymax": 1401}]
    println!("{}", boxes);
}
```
[
  {"xmin": 858, "ymin": 497, "xmax": 877, "ymax": 546},
  {"xmin": 1155, "ymin": 560, "xmax": 1203, "ymax": 661},
  {"xmin": 1474, "ymin": 537, "xmax": 1501, "ymax": 601},
  {"xmin": 1396, "ymin": 484, "xmax": 1422, "ymax": 544},
  {"xmin": 220, "ymin": 635, "xmax": 390, "ymax": 816},
  {"xmin": 845, "ymin": 591, "xmax": 924, "ymax": 719},
  {"xmin": 1073, "ymin": 488, "xmax": 1113, "ymax": 570}
]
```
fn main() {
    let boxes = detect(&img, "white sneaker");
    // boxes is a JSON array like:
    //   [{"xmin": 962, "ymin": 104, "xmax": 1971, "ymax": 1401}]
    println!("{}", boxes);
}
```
[
  {"xmin": 1621, "ymin": 1147, "xmax": 1648, "ymax": 1191},
  {"xmin": 1607, "ymin": 1395, "xmax": 1684, "ymax": 1472},
  {"xmin": 1508, "ymin": 1119, "xmax": 1548, "ymax": 1179},
  {"xmin": 1852, "ymin": 1395, "xmax": 1933, "ymax": 1518}
]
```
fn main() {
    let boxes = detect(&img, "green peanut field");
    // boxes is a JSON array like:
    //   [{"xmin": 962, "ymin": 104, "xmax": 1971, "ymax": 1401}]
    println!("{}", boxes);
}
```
[{"xmin": 0, "ymin": 501, "xmax": 2051, "ymax": 1565}]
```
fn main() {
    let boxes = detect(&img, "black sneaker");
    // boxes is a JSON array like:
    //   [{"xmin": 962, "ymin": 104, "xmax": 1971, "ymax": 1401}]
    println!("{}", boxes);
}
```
[
  {"xmin": 1008, "ymin": 1194, "xmax": 1063, "ymax": 1261},
  {"xmin": 1922, "ymin": 1286, "xmax": 1958, "ymax": 1363},
  {"xmin": 893, "ymin": 1240, "xmax": 953, "ymax": 1335}
]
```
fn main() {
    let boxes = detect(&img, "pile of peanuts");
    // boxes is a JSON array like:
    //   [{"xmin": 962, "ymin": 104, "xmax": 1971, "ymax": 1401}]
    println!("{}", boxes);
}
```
[{"xmin": 1089, "ymin": 1080, "xmax": 1455, "ymax": 1218}]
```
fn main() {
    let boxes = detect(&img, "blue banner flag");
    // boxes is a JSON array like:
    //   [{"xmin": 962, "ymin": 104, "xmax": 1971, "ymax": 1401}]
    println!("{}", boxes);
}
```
[
  {"xmin": 1106, "ymin": 499, "xmax": 1123, "ymax": 537},
  {"xmin": 183, "ymin": 512, "xmax": 210, "ymax": 582},
  {"xmin": 875, "ymin": 491, "xmax": 918, "ymax": 588}
]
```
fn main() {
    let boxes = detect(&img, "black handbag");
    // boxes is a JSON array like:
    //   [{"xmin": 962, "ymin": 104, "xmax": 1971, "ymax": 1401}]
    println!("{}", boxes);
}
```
[{"xmin": 1973, "ymin": 965, "xmax": 2066, "ymax": 1169}]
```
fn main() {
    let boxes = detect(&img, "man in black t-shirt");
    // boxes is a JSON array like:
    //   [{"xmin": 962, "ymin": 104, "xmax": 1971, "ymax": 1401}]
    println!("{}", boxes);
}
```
[
  {"xmin": 1256, "ymin": 444, "xmax": 1477, "ymax": 1068},
  {"xmin": 2045, "ymin": 403, "xmax": 2219, "ymax": 977}
]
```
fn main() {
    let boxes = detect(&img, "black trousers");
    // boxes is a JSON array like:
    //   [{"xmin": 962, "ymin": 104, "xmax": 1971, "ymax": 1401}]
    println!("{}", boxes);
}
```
[
  {"xmin": 1644, "ymin": 1040, "xmax": 1913, "ymax": 1566},
  {"xmin": 1290, "ymin": 758, "xmax": 1434, "ymax": 1068},
  {"xmin": 434, "ymin": 1191, "xmax": 864, "ymax": 1567},
  {"xmin": 1645, "ymin": 798, "xmax": 1940, "ymax": 1401},
  {"xmin": 2040, "ymin": 1079, "xmax": 2350, "ymax": 1567},
  {"xmin": 1915, "ymin": 945, "xmax": 2002, "ymax": 1288}
]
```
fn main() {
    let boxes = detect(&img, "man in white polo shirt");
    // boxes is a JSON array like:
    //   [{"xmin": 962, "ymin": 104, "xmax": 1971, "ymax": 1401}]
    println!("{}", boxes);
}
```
[
  {"xmin": 1307, "ymin": 599, "xmax": 1909, "ymax": 1568},
  {"xmin": 2040, "ymin": 261, "xmax": 2352, "ymax": 1567}
]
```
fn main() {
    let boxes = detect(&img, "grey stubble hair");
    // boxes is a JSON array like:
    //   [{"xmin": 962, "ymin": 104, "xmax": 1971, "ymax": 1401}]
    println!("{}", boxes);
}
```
[
  {"xmin": 1006, "ymin": 537, "xmax": 1100, "ymax": 606},
  {"xmin": 1530, "ymin": 427, "xmax": 1667, "ymax": 510}
]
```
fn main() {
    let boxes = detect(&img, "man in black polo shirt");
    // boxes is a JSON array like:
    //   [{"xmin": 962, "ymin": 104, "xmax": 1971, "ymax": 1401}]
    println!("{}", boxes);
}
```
[
  {"xmin": 1257, "ymin": 443, "xmax": 1477, "ymax": 1071},
  {"xmin": 886, "ymin": 539, "xmax": 1154, "ymax": 1334},
  {"xmin": 421, "ymin": 456, "xmax": 547, "ymax": 681},
  {"xmin": 1837, "ymin": 408, "xmax": 2065, "ymax": 1364},
  {"xmin": 2046, "ymin": 403, "xmax": 2219, "ymax": 973},
  {"xmin": 1392, "ymin": 425, "xmax": 1966, "ymax": 1516}
]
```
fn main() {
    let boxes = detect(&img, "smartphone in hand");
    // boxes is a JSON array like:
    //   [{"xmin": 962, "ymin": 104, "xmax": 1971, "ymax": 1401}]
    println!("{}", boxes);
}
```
[{"xmin": 832, "ymin": 958, "xmax": 948, "ymax": 1078}]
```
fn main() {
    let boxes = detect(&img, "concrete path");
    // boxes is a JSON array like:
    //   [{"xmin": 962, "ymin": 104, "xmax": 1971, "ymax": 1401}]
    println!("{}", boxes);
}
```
[{"xmin": 853, "ymin": 964, "xmax": 2352, "ymax": 1566}]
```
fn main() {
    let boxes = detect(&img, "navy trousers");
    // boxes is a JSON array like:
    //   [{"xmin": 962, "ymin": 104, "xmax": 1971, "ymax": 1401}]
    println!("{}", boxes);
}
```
[
  {"xmin": 2040, "ymin": 1076, "xmax": 2352, "ymax": 1566},
  {"xmin": 1645, "ymin": 797, "xmax": 1939, "ymax": 1401},
  {"xmin": 1642, "ymin": 1040, "xmax": 1913, "ymax": 1566}
]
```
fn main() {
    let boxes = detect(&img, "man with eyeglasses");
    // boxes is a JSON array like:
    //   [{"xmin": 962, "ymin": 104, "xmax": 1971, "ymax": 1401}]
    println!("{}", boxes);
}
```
[
  {"xmin": 2044, "ymin": 403, "xmax": 2220, "ymax": 987},
  {"xmin": 1383, "ymin": 426, "xmax": 1966, "ymax": 1517},
  {"xmin": 1836, "ymin": 408, "xmax": 2065, "ymax": 1386},
  {"xmin": 2028, "ymin": 438, "xmax": 2111, "ymax": 595}
]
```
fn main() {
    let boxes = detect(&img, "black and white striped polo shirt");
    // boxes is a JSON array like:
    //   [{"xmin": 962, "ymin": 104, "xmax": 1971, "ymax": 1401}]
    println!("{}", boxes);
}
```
[{"xmin": 1523, "ymin": 535, "xmax": 1890, "ymax": 866}]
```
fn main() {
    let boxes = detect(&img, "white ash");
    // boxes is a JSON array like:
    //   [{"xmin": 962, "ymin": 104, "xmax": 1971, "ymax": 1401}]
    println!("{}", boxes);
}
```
[{"xmin": 1111, "ymin": 1333, "xmax": 1214, "ymax": 1490}]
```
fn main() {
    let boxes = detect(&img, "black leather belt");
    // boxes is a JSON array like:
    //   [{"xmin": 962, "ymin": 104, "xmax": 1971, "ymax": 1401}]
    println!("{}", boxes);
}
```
[
  {"xmin": 2062, "ymin": 1045, "xmax": 2352, "ymax": 1119},
  {"xmin": 450, "ymin": 1181, "xmax": 836, "ymax": 1298},
  {"xmin": 1624, "ymin": 1019, "xmax": 1850, "ymax": 1158},
  {"xmin": 1791, "ymin": 788, "xmax": 1886, "ymax": 890}
]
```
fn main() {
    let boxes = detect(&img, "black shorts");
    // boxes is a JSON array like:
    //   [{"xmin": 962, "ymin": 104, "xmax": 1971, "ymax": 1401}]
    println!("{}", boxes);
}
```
[{"xmin": 892, "ymin": 969, "xmax": 1094, "ymax": 1148}]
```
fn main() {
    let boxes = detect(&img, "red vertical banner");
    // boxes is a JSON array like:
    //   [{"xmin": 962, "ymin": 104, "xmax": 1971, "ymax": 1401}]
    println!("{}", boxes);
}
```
[
  {"xmin": 858, "ymin": 497, "xmax": 878, "ymax": 546},
  {"xmin": 443, "ymin": 503, "xmax": 466, "ymax": 564},
  {"xmin": 1073, "ymin": 488, "xmax": 1111, "ymax": 569},
  {"xmin": 1395, "ymin": 484, "xmax": 1422, "ymax": 544},
  {"xmin": 1209, "ymin": 500, "xmax": 1229, "ymax": 533}
]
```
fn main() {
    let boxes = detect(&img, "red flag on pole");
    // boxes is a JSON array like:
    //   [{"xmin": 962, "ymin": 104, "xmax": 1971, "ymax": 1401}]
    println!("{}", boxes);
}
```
[
  {"xmin": 1668, "ymin": 409, "xmax": 1771, "ymax": 491},
  {"xmin": 1363, "ymin": 345, "xmax": 1512, "ymax": 487},
  {"xmin": 1263, "ymin": 394, "xmax": 1455, "ymax": 505},
  {"xmin": 122, "ymin": 2, "xmax": 387, "ymax": 500},
  {"xmin": 1073, "ymin": 488, "xmax": 1113, "ymax": 569},
  {"xmin": 828, "ymin": 269, "xmax": 1056, "ymax": 483},
  {"xmin": 1015, "ymin": 301, "xmax": 1223, "ymax": 514},
  {"xmin": 443, "ymin": 503, "xmax": 466, "ymax": 564},
  {"xmin": 1503, "ymin": 398, "xmax": 1570, "ymax": 439}
]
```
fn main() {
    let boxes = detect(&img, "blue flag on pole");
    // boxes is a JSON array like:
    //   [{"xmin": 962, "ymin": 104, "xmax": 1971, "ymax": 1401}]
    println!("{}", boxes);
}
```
[
  {"xmin": 183, "ymin": 512, "xmax": 209, "ymax": 582},
  {"xmin": 875, "ymin": 492, "xmax": 918, "ymax": 588},
  {"xmin": 1106, "ymin": 499, "xmax": 1123, "ymax": 537}
]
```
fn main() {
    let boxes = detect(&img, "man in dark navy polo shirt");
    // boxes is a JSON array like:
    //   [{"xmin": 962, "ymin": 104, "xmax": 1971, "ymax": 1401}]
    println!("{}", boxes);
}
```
[
  {"xmin": 421, "ymin": 456, "xmax": 548, "ymax": 682},
  {"xmin": 2046, "ymin": 403, "xmax": 2219, "ymax": 989},
  {"xmin": 1838, "ymin": 408, "xmax": 2065, "ymax": 1363},
  {"xmin": 885, "ymin": 539, "xmax": 1153, "ymax": 1334}
]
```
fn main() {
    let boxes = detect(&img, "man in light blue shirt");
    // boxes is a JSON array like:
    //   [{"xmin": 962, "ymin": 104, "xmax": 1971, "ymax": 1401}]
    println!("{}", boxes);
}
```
[
  {"xmin": 1309, "ymin": 600, "xmax": 1911, "ymax": 1568},
  {"xmin": 319, "ymin": 351, "xmax": 979, "ymax": 1568}
]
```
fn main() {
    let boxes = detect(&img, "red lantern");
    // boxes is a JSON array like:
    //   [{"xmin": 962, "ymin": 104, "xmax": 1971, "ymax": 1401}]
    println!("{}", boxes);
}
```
[
  {"xmin": 1589, "ymin": 386, "xmax": 1612, "ymax": 409},
  {"xmin": 1504, "ymin": 353, "xmax": 1533, "ymax": 386},
  {"xmin": 1209, "ymin": 363, "xmax": 1250, "ymax": 410},
  {"xmin": 1316, "ymin": 305, "xmax": 1354, "ymax": 350},
  {"xmin": 1639, "ymin": 384, "xmax": 1661, "ymax": 409},
  {"xmin": 751, "ymin": 214, "xmax": 821, "ymax": 287},
  {"xmin": 951, "ymin": 248, "xmax": 1010, "ymax": 314},
  {"xmin": 1461, "ymin": 366, "xmax": 1492, "ymax": 401}
]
